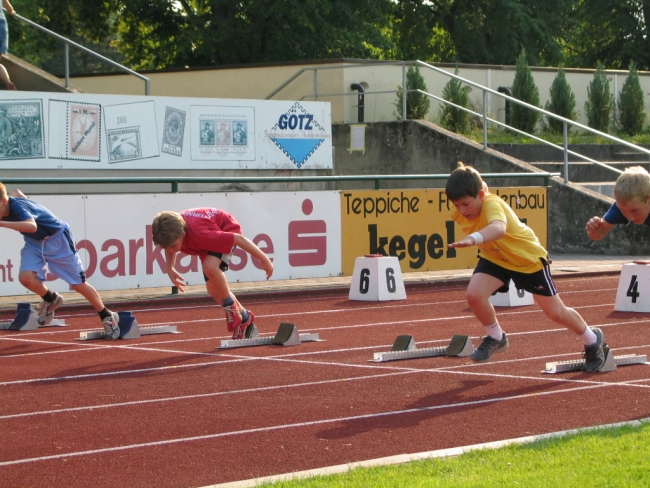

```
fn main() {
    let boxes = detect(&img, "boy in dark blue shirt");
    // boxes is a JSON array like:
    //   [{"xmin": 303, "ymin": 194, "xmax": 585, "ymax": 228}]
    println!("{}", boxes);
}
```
[
  {"xmin": 0, "ymin": 182, "xmax": 120, "ymax": 338},
  {"xmin": 587, "ymin": 166, "xmax": 650, "ymax": 239}
]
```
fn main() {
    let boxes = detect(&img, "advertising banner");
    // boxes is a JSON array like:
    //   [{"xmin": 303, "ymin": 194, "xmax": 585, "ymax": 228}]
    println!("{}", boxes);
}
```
[
  {"xmin": 0, "ymin": 92, "xmax": 332, "ymax": 170},
  {"xmin": 0, "ymin": 191, "xmax": 341, "ymax": 296},
  {"xmin": 340, "ymin": 187, "xmax": 548, "ymax": 275}
]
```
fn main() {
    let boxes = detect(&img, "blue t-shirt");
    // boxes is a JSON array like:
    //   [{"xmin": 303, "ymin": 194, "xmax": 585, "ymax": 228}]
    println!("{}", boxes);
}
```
[
  {"xmin": 2, "ymin": 197, "xmax": 65, "ymax": 240},
  {"xmin": 603, "ymin": 201, "xmax": 650, "ymax": 226}
]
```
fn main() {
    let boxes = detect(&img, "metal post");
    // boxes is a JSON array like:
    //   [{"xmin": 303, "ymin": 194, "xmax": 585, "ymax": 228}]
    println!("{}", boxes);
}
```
[
  {"xmin": 483, "ymin": 90, "xmax": 488, "ymax": 149},
  {"xmin": 64, "ymin": 43, "xmax": 70, "ymax": 88},
  {"xmin": 172, "ymin": 181, "xmax": 178, "ymax": 193},
  {"xmin": 314, "ymin": 69, "xmax": 318, "ymax": 101},
  {"xmin": 402, "ymin": 65, "xmax": 407, "ymax": 120},
  {"xmin": 563, "ymin": 122, "xmax": 569, "ymax": 182},
  {"xmin": 145, "ymin": 78, "xmax": 151, "ymax": 96}
]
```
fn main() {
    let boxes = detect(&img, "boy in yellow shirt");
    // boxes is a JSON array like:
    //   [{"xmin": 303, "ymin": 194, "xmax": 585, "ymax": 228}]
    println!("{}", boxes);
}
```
[{"xmin": 446, "ymin": 162, "xmax": 607, "ymax": 371}]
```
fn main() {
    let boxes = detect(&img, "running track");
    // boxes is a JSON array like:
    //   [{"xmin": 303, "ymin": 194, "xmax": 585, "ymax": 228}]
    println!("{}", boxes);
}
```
[{"xmin": 1, "ymin": 274, "xmax": 650, "ymax": 487}]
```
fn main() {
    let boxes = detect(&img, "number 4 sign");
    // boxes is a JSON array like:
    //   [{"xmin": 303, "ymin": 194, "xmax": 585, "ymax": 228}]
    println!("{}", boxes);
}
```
[
  {"xmin": 348, "ymin": 255, "xmax": 406, "ymax": 301},
  {"xmin": 614, "ymin": 262, "xmax": 650, "ymax": 312}
]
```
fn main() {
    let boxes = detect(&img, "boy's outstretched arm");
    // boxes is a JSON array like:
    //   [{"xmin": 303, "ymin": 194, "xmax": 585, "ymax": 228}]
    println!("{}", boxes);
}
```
[
  {"xmin": 448, "ymin": 220, "xmax": 506, "ymax": 248},
  {"xmin": 586, "ymin": 216, "xmax": 614, "ymax": 241},
  {"xmin": 233, "ymin": 234, "xmax": 274, "ymax": 279},
  {"xmin": 164, "ymin": 248, "xmax": 187, "ymax": 291}
]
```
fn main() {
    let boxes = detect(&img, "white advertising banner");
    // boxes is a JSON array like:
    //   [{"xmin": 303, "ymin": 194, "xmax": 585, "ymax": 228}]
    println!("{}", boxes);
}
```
[
  {"xmin": 0, "ymin": 192, "xmax": 342, "ymax": 296},
  {"xmin": 0, "ymin": 91, "xmax": 332, "ymax": 170}
]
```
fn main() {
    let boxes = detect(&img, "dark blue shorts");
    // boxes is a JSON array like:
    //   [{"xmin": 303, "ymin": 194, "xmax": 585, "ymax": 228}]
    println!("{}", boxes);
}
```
[
  {"xmin": 202, "ymin": 250, "xmax": 233, "ymax": 281},
  {"xmin": 474, "ymin": 257, "xmax": 557, "ymax": 297},
  {"xmin": 0, "ymin": 19, "xmax": 8, "ymax": 55}
]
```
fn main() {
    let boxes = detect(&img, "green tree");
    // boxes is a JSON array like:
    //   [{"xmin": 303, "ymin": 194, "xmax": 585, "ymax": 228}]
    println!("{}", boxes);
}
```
[
  {"xmin": 617, "ymin": 61, "xmax": 646, "ymax": 135},
  {"xmin": 9, "ymin": 0, "xmax": 393, "ymax": 72},
  {"xmin": 565, "ymin": 0, "xmax": 650, "ymax": 70},
  {"xmin": 429, "ymin": 0, "xmax": 571, "ymax": 66},
  {"xmin": 584, "ymin": 64, "xmax": 614, "ymax": 133},
  {"xmin": 394, "ymin": 65, "xmax": 431, "ymax": 119},
  {"xmin": 510, "ymin": 49, "xmax": 540, "ymax": 133},
  {"xmin": 544, "ymin": 66, "xmax": 577, "ymax": 133},
  {"xmin": 439, "ymin": 67, "xmax": 470, "ymax": 133}
]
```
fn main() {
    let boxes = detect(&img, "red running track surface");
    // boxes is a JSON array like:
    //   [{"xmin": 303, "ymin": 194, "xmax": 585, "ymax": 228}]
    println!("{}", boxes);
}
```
[{"xmin": 1, "ymin": 274, "xmax": 650, "ymax": 487}]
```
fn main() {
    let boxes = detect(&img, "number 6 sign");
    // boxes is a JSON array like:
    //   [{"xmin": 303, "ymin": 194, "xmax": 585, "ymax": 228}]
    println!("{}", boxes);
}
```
[
  {"xmin": 348, "ymin": 255, "xmax": 407, "ymax": 301},
  {"xmin": 614, "ymin": 262, "xmax": 650, "ymax": 312}
]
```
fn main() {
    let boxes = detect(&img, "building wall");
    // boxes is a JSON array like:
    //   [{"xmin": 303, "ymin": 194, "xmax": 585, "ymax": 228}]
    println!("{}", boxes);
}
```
[{"xmin": 70, "ymin": 59, "xmax": 650, "ymax": 127}]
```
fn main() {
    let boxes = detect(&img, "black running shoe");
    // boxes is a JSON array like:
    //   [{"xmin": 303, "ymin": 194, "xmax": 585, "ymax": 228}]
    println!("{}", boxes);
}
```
[{"xmin": 470, "ymin": 333, "xmax": 509, "ymax": 363}]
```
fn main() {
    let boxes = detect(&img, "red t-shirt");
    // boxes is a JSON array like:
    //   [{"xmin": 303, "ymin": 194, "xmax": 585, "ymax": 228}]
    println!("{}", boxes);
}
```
[{"xmin": 180, "ymin": 208, "xmax": 242, "ymax": 259}]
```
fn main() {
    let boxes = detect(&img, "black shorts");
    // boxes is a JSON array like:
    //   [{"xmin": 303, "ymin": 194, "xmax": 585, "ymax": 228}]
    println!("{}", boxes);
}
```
[
  {"xmin": 474, "ymin": 257, "xmax": 557, "ymax": 297},
  {"xmin": 202, "ymin": 251, "xmax": 232, "ymax": 281}
]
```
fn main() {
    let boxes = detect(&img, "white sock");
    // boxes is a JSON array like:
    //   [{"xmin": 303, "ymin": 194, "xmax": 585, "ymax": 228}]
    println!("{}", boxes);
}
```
[
  {"xmin": 483, "ymin": 321, "xmax": 503, "ymax": 340},
  {"xmin": 580, "ymin": 327, "xmax": 598, "ymax": 346}
]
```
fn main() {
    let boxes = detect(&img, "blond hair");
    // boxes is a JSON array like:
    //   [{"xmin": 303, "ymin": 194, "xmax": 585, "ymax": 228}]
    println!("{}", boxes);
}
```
[
  {"xmin": 151, "ymin": 211, "xmax": 186, "ymax": 247},
  {"xmin": 614, "ymin": 166, "xmax": 650, "ymax": 203}
]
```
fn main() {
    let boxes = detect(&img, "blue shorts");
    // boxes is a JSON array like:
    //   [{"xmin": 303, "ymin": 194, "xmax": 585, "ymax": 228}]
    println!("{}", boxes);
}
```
[
  {"xmin": 474, "ymin": 257, "xmax": 557, "ymax": 297},
  {"xmin": 0, "ymin": 20, "xmax": 8, "ymax": 55},
  {"xmin": 20, "ymin": 223, "xmax": 87, "ymax": 285}
]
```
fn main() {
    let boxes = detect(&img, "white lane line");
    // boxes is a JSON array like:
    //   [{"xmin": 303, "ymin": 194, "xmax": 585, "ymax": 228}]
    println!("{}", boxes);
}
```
[{"xmin": 0, "ymin": 381, "xmax": 626, "ymax": 467}]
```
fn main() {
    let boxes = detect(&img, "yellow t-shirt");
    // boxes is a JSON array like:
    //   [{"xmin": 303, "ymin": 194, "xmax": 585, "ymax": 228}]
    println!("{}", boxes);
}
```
[{"xmin": 452, "ymin": 193, "xmax": 547, "ymax": 273}]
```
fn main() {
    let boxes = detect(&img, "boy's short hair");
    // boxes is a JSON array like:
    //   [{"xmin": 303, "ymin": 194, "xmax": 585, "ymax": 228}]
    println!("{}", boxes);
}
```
[
  {"xmin": 614, "ymin": 166, "xmax": 650, "ymax": 203},
  {"xmin": 151, "ymin": 211, "xmax": 186, "ymax": 248},
  {"xmin": 0, "ymin": 181, "xmax": 6, "ymax": 199},
  {"xmin": 445, "ymin": 162, "xmax": 484, "ymax": 201}
]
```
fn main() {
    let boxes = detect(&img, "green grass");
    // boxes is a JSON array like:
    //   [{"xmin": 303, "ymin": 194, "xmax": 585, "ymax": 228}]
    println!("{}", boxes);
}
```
[
  {"xmin": 466, "ymin": 127, "xmax": 650, "ymax": 146},
  {"xmin": 257, "ymin": 420, "xmax": 650, "ymax": 487}
]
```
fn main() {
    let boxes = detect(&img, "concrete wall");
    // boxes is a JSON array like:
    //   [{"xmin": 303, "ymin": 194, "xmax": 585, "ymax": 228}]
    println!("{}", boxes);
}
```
[{"xmin": 69, "ymin": 59, "xmax": 650, "ymax": 127}]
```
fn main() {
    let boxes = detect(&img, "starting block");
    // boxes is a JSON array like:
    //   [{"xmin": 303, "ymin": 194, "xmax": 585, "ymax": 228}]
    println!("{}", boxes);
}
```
[
  {"xmin": 370, "ymin": 334, "xmax": 474, "ymax": 362},
  {"xmin": 77, "ymin": 311, "xmax": 179, "ymax": 340},
  {"xmin": 0, "ymin": 303, "xmax": 66, "ymax": 331},
  {"xmin": 219, "ymin": 323, "xmax": 321, "ymax": 349},
  {"xmin": 614, "ymin": 262, "xmax": 650, "ymax": 312},
  {"xmin": 542, "ymin": 348, "xmax": 648, "ymax": 373},
  {"xmin": 349, "ymin": 255, "xmax": 406, "ymax": 301},
  {"xmin": 489, "ymin": 287, "xmax": 534, "ymax": 307}
]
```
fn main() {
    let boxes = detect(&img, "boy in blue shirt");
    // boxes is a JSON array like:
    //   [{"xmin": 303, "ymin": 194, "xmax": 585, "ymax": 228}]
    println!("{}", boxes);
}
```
[
  {"xmin": 0, "ymin": 182, "xmax": 120, "ymax": 338},
  {"xmin": 586, "ymin": 166, "xmax": 650, "ymax": 239}
]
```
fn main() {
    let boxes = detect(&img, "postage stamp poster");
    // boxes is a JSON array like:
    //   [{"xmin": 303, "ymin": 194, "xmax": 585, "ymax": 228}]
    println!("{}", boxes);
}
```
[
  {"xmin": 48, "ymin": 100, "xmax": 101, "ymax": 162},
  {"xmin": 104, "ymin": 100, "xmax": 159, "ymax": 163},
  {"xmin": 161, "ymin": 106, "xmax": 186, "ymax": 157},
  {"xmin": 0, "ymin": 99, "xmax": 45, "ymax": 161},
  {"xmin": 190, "ymin": 105, "xmax": 256, "ymax": 161},
  {"xmin": 106, "ymin": 127, "xmax": 142, "ymax": 162}
]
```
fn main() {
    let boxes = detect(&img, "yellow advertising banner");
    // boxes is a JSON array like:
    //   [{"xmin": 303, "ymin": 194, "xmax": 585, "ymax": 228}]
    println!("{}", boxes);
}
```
[{"xmin": 340, "ymin": 187, "xmax": 548, "ymax": 275}]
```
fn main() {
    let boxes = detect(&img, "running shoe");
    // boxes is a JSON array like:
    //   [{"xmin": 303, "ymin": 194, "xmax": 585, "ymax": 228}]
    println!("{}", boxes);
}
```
[
  {"xmin": 36, "ymin": 294, "xmax": 64, "ymax": 326},
  {"xmin": 583, "ymin": 327, "xmax": 606, "ymax": 372},
  {"xmin": 470, "ymin": 333, "xmax": 509, "ymax": 363},
  {"xmin": 224, "ymin": 303, "xmax": 242, "ymax": 332},
  {"xmin": 232, "ymin": 310, "xmax": 255, "ymax": 340},
  {"xmin": 102, "ymin": 311, "xmax": 120, "ymax": 340}
]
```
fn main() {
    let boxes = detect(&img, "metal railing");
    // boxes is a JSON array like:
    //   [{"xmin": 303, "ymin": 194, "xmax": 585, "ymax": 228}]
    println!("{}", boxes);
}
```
[
  {"xmin": 0, "ymin": 173, "xmax": 559, "ymax": 193},
  {"xmin": 266, "ymin": 60, "xmax": 650, "ymax": 184},
  {"xmin": 6, "ymin": 10, "xmax": 150, "ymax": 95}
]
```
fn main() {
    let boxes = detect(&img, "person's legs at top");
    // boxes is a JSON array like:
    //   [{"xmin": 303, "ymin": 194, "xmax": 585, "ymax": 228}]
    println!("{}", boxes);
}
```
[{"xmin": 0, "ymin": 19, "xmax": 16, "ymax": 90}]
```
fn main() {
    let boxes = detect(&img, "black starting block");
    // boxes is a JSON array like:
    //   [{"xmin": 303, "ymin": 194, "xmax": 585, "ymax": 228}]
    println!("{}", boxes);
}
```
[
  {"xmin": 77, "ymin": 311, "xmax": 179, "ymax": 340},
  {"xmin": 0, "ymin": 302, "xmax": 67, "ymax": 331},
  {"xmin": 370, "ymin": 334, "xmax": 474, "ymax": 362},
  {"xmin": 219, "ymin": 323, "xmax": 322, "ymax": 349},
  {"xmin": 542, "ymin": 347, "xmax": 648, "ymax": 373}
]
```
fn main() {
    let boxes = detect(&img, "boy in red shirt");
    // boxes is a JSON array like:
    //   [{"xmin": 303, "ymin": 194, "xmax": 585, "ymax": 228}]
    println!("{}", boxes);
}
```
[{"xmin": 152, "ymin": 208, "xmax": 273, "ymax": 339}]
